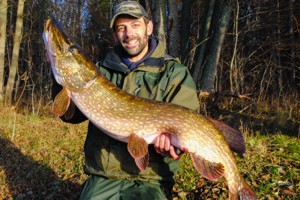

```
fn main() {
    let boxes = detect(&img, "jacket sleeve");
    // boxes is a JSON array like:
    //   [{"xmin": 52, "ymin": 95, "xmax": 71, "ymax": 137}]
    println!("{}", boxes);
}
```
[
  {"xmin": 51, "ymin": 75, "xmax": 87, "ymax": 124},
  {"xmin": 163, "ymin": 62, "xmax": 200, "ymax": 112}
]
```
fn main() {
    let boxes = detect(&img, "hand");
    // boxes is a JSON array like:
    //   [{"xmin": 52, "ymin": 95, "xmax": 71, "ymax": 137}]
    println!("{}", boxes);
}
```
[{"xmin": 154, "ymin": 133, "xmax": 180, "ymax": 160}]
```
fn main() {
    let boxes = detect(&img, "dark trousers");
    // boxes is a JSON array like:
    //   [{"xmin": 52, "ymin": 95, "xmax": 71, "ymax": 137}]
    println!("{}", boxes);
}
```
[{"xmin": 79, "ymin": 175, "xmax": 169, "ymax": 200}]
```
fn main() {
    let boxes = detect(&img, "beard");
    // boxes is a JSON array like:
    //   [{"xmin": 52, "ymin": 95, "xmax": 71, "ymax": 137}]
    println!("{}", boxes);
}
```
[{"xmin": 120, "ymin": 34, "xmax": 149, "ymax": 58}]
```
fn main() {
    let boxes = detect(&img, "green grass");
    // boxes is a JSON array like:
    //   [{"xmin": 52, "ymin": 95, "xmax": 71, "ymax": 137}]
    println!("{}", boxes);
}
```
[
  {"xmin": 0, "ymin": 107, "xmax": 88, "ymax": 199},
  {"xmin": 0, "ymin": 106, "xmax": 299, "ymax": 199}
]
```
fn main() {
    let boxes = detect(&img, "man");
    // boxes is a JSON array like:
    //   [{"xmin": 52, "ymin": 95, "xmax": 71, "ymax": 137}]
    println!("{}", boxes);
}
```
[{"xmin": 53, "ymin": 1, "xmax": 199, "ymax": 199}]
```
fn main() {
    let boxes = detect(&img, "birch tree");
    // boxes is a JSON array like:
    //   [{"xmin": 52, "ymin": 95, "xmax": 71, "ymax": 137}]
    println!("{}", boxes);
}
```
[
  {"xmin": 0, "ymin": 0, "xmax": 7, "ymax": 101},
  {"xmin": 5, "ymin": 0, "xmax": 25, "ymax": 103}
]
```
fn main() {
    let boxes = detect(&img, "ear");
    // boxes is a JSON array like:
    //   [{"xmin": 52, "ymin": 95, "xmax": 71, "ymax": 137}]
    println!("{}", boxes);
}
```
[{"xmin": 146, "ymin": 20, "xmax": 153, "ymax": 36}]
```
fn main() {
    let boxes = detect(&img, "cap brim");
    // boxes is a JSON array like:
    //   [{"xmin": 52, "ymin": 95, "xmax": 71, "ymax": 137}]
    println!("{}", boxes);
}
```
[{"xmin": 110, "ymin": 13, "xmax": 145, "ymax": 29}]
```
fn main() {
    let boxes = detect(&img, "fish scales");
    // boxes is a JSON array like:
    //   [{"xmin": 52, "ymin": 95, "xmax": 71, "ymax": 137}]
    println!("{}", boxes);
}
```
[{"xmin": 43, "ymin": 18, "xmax": 257, "ymax": 199}]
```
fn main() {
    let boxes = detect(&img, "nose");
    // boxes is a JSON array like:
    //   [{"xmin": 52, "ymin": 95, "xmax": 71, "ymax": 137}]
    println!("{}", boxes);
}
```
[{"xmin": 125, "ymin": 26, "xmax": 134, "ymax": 37}]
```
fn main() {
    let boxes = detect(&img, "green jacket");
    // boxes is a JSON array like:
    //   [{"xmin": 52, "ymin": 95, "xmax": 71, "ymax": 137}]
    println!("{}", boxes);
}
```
[{"xmin": 55, "ymin": 39, "xmax": 199, "ymax": 189}]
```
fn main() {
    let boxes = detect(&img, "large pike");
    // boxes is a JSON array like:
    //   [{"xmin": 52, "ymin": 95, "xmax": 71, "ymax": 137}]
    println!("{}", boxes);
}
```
[{"xmin": 43, "ymin": 18, "xmax": 256, "ymax": 199}]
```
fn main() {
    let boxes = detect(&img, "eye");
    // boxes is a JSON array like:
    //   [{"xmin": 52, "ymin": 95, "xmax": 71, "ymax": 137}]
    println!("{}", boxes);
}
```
[
  {"xmin": 116, "ymin": 26, "xmax": 125, "ymax": 32},
  {"xmin": 118, "ymin": 28, "xmax": 124, "ymax": 32},
  {"xmin": 132, "ymin": 23, "xmax": 140, "ymax": 28},
  {"xmin": 69, "ymin": 45, "xmax": 77, "ymax": 52}
]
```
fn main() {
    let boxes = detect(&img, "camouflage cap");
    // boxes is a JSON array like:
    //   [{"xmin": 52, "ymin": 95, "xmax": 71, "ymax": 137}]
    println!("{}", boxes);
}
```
[{"xmin": 110, "ymin": 1, "xmax": 148, "ymax": 29}]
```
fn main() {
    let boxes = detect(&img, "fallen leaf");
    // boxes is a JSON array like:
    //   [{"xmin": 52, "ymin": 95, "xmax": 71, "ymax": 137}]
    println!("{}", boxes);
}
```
[
  {"xmin": 262, "ymin": 173, "xmax": 271, "ymax": 181},
  {"xmin": 282, "ymin": 189, "xmax": 296, "ymax": 196}
]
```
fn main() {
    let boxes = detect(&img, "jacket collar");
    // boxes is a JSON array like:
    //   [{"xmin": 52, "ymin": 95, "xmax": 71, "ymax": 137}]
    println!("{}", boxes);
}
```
[{"xmin": 101, "ymin": 38, "xmax": 166, "ymax": 74}]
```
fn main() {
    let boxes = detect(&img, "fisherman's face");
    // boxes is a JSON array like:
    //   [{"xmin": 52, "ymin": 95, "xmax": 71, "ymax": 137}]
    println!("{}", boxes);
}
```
[{"xmin": 114, "ymin": 16, "xmax": 153, "ymax": 62}]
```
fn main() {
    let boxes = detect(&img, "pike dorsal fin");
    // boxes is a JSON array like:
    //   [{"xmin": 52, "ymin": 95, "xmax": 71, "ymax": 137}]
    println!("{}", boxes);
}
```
[
  {"xmin": 53, "ymin": 87, "xmax": 71, "ymax": 117},
  {"xmin": 207, "ymin": 117, "xmax": 246, "ymax": 155},
  {"xmin": 190, "ymin": 153, "xmax": 225, "ymax": 181},
  {"xmin": 127, "ymin": 134, "xmax": 149, "ymax": 172}
]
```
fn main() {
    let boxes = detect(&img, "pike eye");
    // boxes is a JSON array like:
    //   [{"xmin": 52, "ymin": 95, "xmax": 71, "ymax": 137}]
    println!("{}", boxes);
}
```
[{"xmin": 69, "ymin": 45, "xmax": 77, "ymax": 52}]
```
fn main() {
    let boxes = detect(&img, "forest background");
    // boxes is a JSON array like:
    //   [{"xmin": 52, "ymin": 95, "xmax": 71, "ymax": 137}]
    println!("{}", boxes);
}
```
[{"xmin": 0, "ymin": 0, "xmax": 299, "ymax": 199}]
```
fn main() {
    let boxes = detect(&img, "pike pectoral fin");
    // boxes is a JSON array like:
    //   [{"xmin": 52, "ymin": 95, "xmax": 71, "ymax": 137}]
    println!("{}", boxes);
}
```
[
  {"xmin": 207, "ymin": 117, "xmax": 246, "ymax": 155},
  {"xmin": 127, "ymin": 134, "xmax": 149, "ymax": 172},
  {"xmin": 53, "ymin": 87, "xmax": 71, "ymax": 117},
  {"xmin": 64, "ymin": 100, "xmax": 76, "ymax": 120},
  {"xmin": 190, "ymin": 153, "xmax": 224, "ymax": 181}
]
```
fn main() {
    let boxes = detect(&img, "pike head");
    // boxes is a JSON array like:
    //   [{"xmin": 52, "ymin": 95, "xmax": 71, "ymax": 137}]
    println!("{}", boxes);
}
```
[{"xmin": 43, "ymin": 18, "xmax": 99, "ymax": 92}]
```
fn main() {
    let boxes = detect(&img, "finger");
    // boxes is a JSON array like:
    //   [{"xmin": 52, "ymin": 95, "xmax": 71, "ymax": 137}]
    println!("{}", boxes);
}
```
[
  {"xmin": 159, "ymin": 133, "xmax": 166, "ymax": 150},
  {"xmin": 154, "ymin": 135, "xmax": 160, "ymax": 149},
  {"xmin": 169, "ymin": 146, "xmax": 180, "ymax": 160},
  {"xmin": 163, "ymin": 133, "xmax": 170, "ymax": 151},
  {"xmin": 154, "ymin": 136, "xmax": 161, "ymax": 154}
]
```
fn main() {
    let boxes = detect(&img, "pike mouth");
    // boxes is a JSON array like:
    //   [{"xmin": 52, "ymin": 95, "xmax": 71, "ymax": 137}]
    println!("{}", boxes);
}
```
[
  {"xmin": 43, "ymin": 18, "xmax": 71, "ymax": 57},
  {"xmin": 43, "ymin": 19, "xmax": 54, "ymax": 56},
  {"xmin": 45, "ymin": 19, "xmax": 51, "ymax": 32}
]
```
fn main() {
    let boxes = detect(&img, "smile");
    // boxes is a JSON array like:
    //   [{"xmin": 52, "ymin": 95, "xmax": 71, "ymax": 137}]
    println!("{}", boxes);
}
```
[{"xmin": 124, "ymin": 38, "xmax": 138, "ymax": 46}]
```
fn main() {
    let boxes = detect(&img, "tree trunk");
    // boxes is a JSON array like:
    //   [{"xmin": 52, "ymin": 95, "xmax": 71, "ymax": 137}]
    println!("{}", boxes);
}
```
[
  {"xmin": 180, "ymin": 0, "xmax": 192, "ymax": 63},
  {"xmin": 193, "ymin": 0, "xmax": 230, "ymax": 93},
  {"xmin": 192, "ymin": 0, "xmax": 215, "ymax": 86},
  {"xmin": 150, "ymin": 0, "xmax": 167, "ymax": 51},
  {"xmin": 229, "ymin": 2, "xmax": 239, "ymax": 94},
  {"xmin": 276, "ymin": 0, "xmax": 283, "ymax": 97},
  {"xmin": 200, "ymin": 1, "xmax": 230, "ymax": 93},
  {"xmin": 5, "ymin": 0, "xmax": 25, "ymax": 103},
  {"xmin": 0, "ymin": 0, "xmax": 7, "ymax": 101},
  {"xmin": 167, "ymin": 0, "xmax": 179, "ymax": 57},
  {"xmin": 289, "ymin": 0, "xmax": 295, "ymax": 86}
]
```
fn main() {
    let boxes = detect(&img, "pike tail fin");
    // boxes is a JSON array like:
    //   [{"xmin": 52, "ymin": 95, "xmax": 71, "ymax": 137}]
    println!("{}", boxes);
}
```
[
  {"xmin": 229, "ymin": 180, "xmax": 257, "ymax": 200},
  {"xmin": 127, "ymin": 134, "xmax": 149, "ymax": 172}
]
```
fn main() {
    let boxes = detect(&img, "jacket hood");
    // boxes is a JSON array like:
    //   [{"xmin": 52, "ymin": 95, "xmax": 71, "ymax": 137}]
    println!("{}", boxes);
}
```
[{"xmin": 101, "ymin": 39, "xmax": 166, "ymax": 74}]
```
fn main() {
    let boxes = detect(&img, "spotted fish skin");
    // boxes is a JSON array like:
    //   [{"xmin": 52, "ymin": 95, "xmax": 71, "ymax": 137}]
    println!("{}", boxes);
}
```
[{"xmin": 43, "ymin": 18, "xmax": 257, "ymax": 199}]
